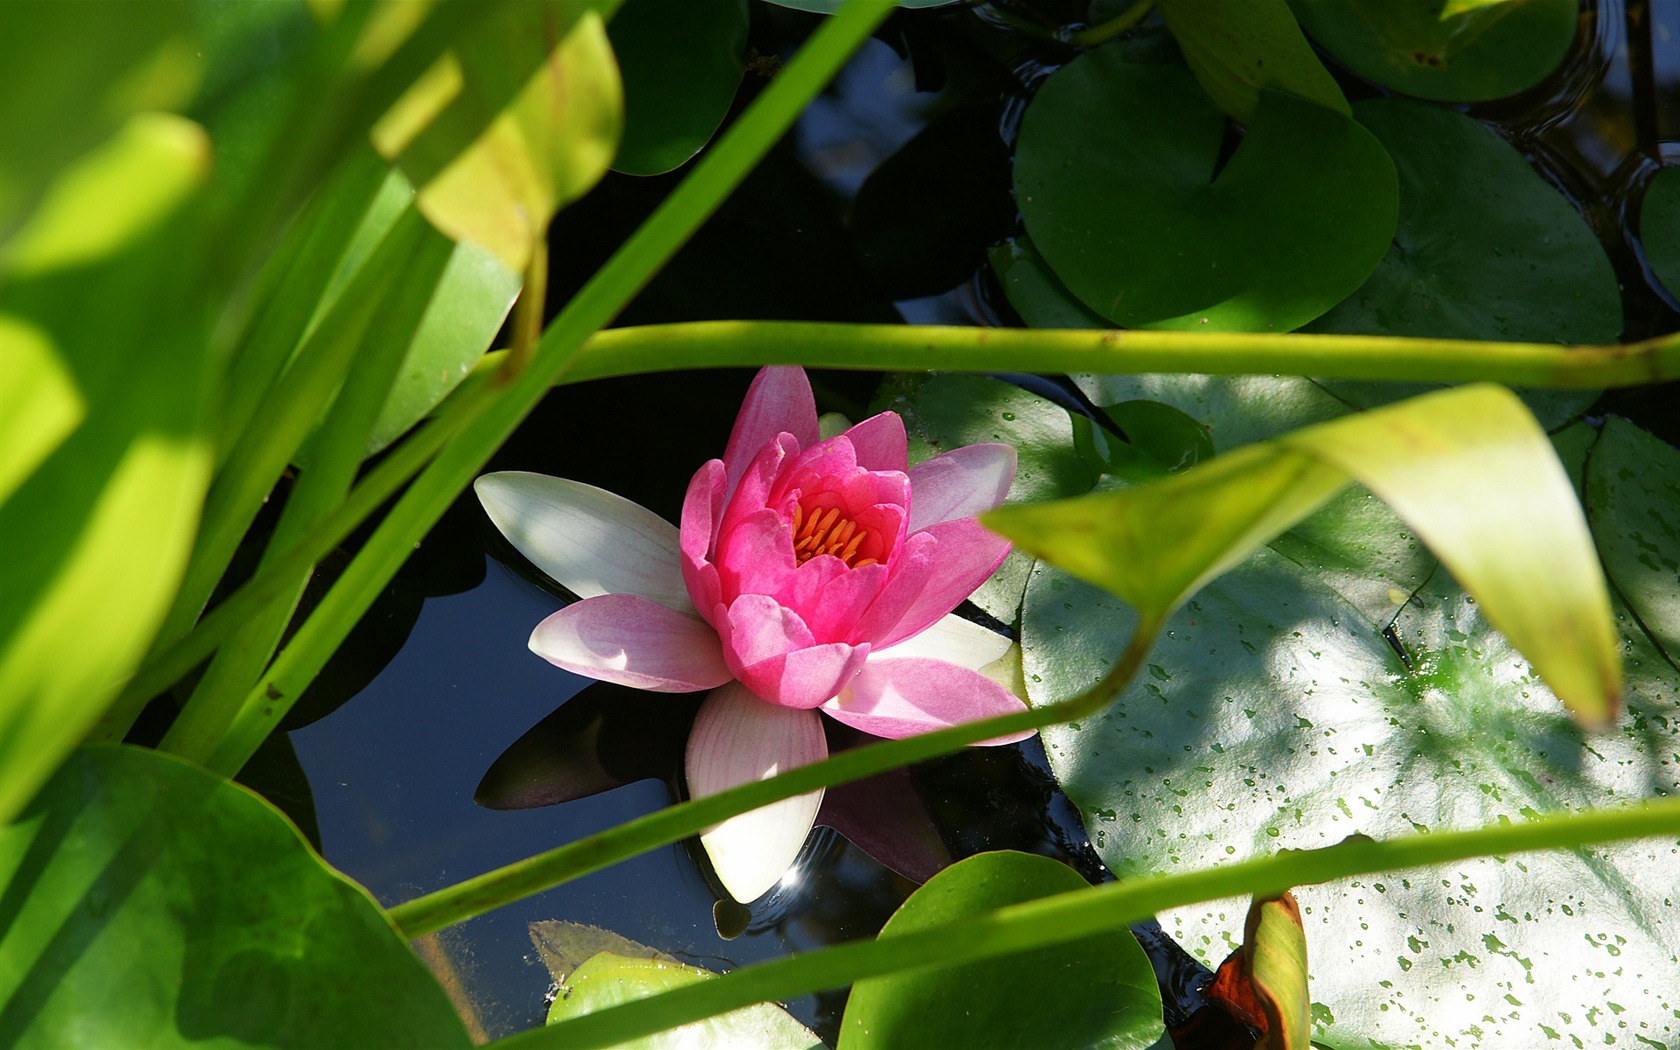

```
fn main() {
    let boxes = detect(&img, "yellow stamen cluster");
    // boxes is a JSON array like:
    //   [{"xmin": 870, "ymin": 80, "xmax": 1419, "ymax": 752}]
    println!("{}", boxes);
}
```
[{"xmin": 790, "ymin": 502, "xmax": 876, "ymax": 568}]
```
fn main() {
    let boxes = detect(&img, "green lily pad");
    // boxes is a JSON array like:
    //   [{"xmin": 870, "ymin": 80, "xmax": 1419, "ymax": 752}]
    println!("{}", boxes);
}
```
[
  {"xmin": 1015, "ymin": 49, "xmax": 1396, "ymax": 332},
  {"xmin": 1583, "ymin": 417, "xmax": 1680, "ymax": 662},
  {"xmin": 1022, "ymin": 415, "xmax": 1680, "ymax": 1046},
  {"xmin": 1157, "ymin": 0, "xmax": 1347, "ymax": 122},
  {"xmin": 1639, "ymin": 166, "xmax": 1680, "ymax": 300},
  {"xmin": 608, "ymin": 0, "xmax": 747, "ymax": 176},
  {"xmin": 0, "ymin": 746, "xmax": 469, "ymax": 1048},
  {"xmin": 548, "ymin": 952, "xmax": 821, "ymax": 1048},
  {"xmin": 838, "ymin": 851, "xmax": 1164, "ymax": 1050},
  {"xmin": 989, "ymin": 238, "xmax": 1112, "ymax": 330},
  {"xmin": 1307, "ymin": 98, "xmax": 1617, "ymax": 426},
  {"xmin": 1289, "ymin": 0, "xmax": 1578, "ymax": 102},
  {"xmin": 760, "ymin": 0, "xmax": 954, "ymax": 10}
]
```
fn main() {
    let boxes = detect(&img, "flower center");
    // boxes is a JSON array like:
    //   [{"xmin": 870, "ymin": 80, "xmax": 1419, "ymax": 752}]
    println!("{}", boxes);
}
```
[{"xmin": 789, "ymin": 502, "xmax": 876, "ymax": 568}]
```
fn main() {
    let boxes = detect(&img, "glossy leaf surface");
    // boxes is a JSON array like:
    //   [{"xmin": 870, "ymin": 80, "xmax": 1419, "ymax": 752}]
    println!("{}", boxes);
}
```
[
  {"xmin": 1289, "ymin": 0, "xmax": 1577, "ymax": 101},
  {"xmin": 838, "ymin": 851, "xmax": 1164, "ymax": 1049},
  {"xmin": 0, "ymin": 746, "xmax": 470, "ymax": 1047},
  {"xmin": 1015, "ymin": 49, "xmax": 1395, "ymax": 331},
  {"xmin": 609, "ymin": 0, "xmax": 748, "ymax": 176}
]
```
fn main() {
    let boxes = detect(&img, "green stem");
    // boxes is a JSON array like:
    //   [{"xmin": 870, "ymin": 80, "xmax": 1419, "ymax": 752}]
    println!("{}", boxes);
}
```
[
  {"xmin": 202, "ymin": 0, "xmax": 898, "ymax": 777},
  {"xmin": 568, "ymin": 321, "xmax": 1680, "ymax": 389},
  {"xmin": 503, "ymin": 792, "xmax": 1680, "ymax": 1049},
  {"xmin": 1068, "ymin": 0, "xmax": 1155, "ymax": 47},
  {"xmin": 388, "ymin": 616, "xmax": 1162, "ymax": 938}
]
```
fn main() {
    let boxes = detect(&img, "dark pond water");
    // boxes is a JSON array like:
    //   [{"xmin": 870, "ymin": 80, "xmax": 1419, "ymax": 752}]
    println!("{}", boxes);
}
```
[{"xmin": 274, "ymin": 1, "xmax": 1680, "ymax": 1043}]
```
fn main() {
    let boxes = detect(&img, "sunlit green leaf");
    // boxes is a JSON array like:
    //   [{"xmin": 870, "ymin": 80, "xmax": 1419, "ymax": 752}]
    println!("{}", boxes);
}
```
[
  {"xmin": 987, "ymin": 384, "xmax": 1620, "ymax": 724},
  {"xmin": 1288, "ymin": 0, "xmax": 1576, "ymax": 102},
  {"xmin": 374, "ymin": 2, "xmax": 622, "ymax": 271},
  {"xmin": 1640, "ymin": 166, "xmax": 1680, "ymax": 301},
  {"xmin": 0, "ymin": 113, "xmax": 209, "ymax": 278},
  {"xmin": 609, "ymin": 0, "xmax": 748, "ymax": 176},
  {"xmin": 1158, "ymin": 0, "xmax": 1347, "ymax": 122},
  {"xmin": 838, "ymin": 851, "xmax": 1164, "ymax": 1050},
  {"xmin": 0, "ymin": 0, "xmax": 199, "ymax": 245},
  {"xmin": 0, "ymin": 144, "xmax": 216, "ymax": 823},
  {"xmin": 0, "ymin": 317, "xmax": 81, "ymax": 508},
  {"xmin": 547, "ymin": 952, "xmax": 821, "ymax": 1048},
  {"xmin": 1583, "ymin": 417, "xmax": 1680, "ymax": 664},
  {"xmin": 1015, "ymin": 49, "xmax": 1396, "ymax": 331},
  {"xmin": 0, "ymin": 746, "xmax": 470, "ymax": 1047}
]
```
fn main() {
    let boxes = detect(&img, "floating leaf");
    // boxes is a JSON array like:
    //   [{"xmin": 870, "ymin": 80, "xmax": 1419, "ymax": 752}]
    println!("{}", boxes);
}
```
[
  {"xmin": 0, "ymin": 746, "xmax": 469, "ymax": 1047},
  {"xmin": 1073, "ymin": 372, "xmax": 1352, "ymax": 453},
  {"xmin": 1024, "ymin": 538, "xmax": 1680, "ymax": 1046},
  {"xmin": 1157, "ymin": 0, "xmax": 1347, "ymax": 122},
  {"xmin": 1288, "ymin": 0, "xmax": 1577, "ymax": 102},
  {"xmin": 547, "ymin": 951, "xmax": 821, "ymax": 1048},
  {"xmin": 988, "ymin": 238, "xmax": 1111, "ymax": 330},
  {"xmin": 760, "ymin": 0, "xmax": 955, "ymax": 9},
  {"xmin": 986, "ymin": 384, "xmax": 1620, "ymax": 724},
  {"xmin": 1640, "ymin": 166, "xmax": 1680, "ymax": 300},
  {"xmin": 609, "ymin": 0, "xmax": 748, "ymax": 176},
  {"xmin": 1307, "ymin": 98, "xmax": 1617, "ymax": 426},
  {"xmin": 1016, "ymin": 49, "xmax": 1395, "ymax": 331},
  {"xmin": 1583, "ymin": 417, "xmax": 1680, "ymax": 662},
  {"xmin": 838, "ymin": 851, "xmax": 1164, "ymax": 1050}
]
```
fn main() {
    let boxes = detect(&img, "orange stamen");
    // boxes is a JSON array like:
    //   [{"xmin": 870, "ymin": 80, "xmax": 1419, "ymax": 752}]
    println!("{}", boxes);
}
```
[{"xmin": 788, "ymin": 503, "xmax": 874, "ymax": 568}]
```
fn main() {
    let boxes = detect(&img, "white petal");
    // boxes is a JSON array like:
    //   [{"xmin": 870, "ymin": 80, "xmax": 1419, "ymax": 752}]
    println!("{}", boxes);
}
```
[
  {"xmin": 686, "ymin": 682, "xmax": 826, "ymax": 902},
  {"xmin": 878, "ymin": 613, "xmax": 1012, "ymax": 671},
  {"xmin": 475, "ymin": 471, "xmax": 692, "ymax": 612}
]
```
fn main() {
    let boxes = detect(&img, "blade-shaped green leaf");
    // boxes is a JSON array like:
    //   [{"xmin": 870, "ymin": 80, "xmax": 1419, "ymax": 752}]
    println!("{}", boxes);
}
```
[
  {"xmin": 986, "ymin": 384, "xmax": 1621, "ymax": 724},
  {"xmin": 0, "ymin": 746, "xmax": 470, "ymax": 1047},
  {"xmin": 1158, "ymin": 0, "xmax": 1347, "ymax": 122},
  {"xmin": 374, "ymin": 2, "xmax": 622, "ymax": 271},
  {"xmin": 838, "ymin": 851, "xmax": 1164, "ymax": 1050}
]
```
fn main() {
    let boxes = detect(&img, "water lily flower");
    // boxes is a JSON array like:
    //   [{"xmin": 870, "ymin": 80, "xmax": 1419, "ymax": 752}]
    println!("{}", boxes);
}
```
[{"xmin": 475, "ymin": 367, "xmax": 1031, "ymax": 901}]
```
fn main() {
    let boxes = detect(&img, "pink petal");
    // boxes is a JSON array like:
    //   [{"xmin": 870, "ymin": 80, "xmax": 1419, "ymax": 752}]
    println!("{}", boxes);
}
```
[
  {"xmin": 907, "ymin": 443, "xmax": 1017, "ymax": 533},
  {"xmin": 873, "ymin": 518, "xmax": 1012, "ymax": 649},
  {"xmin": 797, "ymin": 561, "xmax": 890, "ymax": 644},
  {"xmin": 822, "ymin": 658, "xmax": 1033, "ymax": 744},
  {"xmin": 687, "ymin": 682, "xmax": 827, "ymax": 902},
  {"xmin": 680, "ymin": 460, "xmax": 727, "ymax": 621},
  {"xmin": 723, "ymin": 368, "xmax": 818, "ymax": 496},
  {"xmin": 719, "ymin": 594, "xmax": 816, "ymax": 666},
  {"xmin": 840, "ymin": 411, "xmax": 909, "ymax": 472},
  {"xmin": 720, "ymin": 433, "xmax": 799, "ymax": 542},
  {"xmin": 529, "ymin": 594, "xmax": 731, "ymax": 692},
  {"xmin": 715, "ymin": 508, "xmax": 800, "ymax": 598},
  {"xmin": 736, "ymin": 645, "xmax": 871, "ymax": 711}
]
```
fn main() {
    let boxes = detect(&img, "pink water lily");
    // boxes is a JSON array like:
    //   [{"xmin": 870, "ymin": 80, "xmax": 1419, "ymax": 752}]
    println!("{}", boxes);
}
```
[{"xmin": 475, "ymin": 367, "xmax": 1031, "ymax": 901}]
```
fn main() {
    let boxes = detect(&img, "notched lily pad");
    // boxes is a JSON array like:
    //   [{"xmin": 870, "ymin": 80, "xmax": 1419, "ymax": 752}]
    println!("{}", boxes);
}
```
[
  {"xmin": 608, "ymin": 0, "xmax": 747, "ymax": 176},
  {"xmin": 1289, "ymin": 0, "xmax": 1579, "ymax": 102},
  {"xmin": 1015, "ymin": 49, "xmax": 1396, "ymax": 332}
]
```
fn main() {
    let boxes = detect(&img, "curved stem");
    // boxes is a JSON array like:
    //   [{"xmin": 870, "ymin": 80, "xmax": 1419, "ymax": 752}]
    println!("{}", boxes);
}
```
[{"xmin": 569, "ymin": 320, "xmax": 1680, "ymax": 390}]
